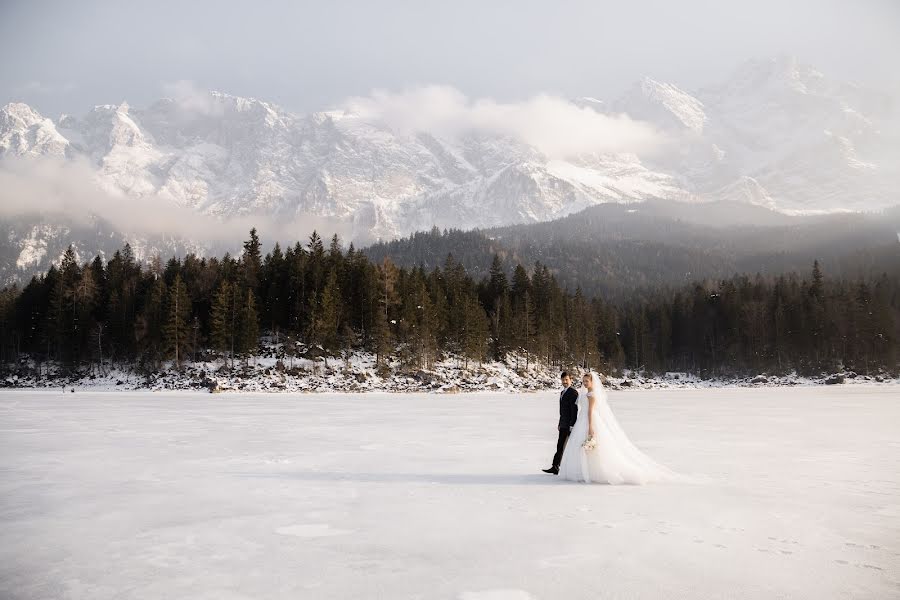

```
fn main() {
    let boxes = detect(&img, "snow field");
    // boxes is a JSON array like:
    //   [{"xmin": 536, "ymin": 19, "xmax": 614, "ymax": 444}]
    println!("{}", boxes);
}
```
[{"xmin": 0, "ymin": 387, "xmax": 898, "ymax": 599}]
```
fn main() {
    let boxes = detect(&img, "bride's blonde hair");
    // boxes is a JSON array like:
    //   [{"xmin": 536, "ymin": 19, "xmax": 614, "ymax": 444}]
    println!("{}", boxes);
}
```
[{"xmin": 582, "ymin": 371, "xmax": 606, "ymax": 390}]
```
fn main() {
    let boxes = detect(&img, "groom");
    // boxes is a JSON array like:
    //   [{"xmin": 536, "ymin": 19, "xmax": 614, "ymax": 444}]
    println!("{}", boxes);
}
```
[{"xmin": 543, "ymin": 371, "xmax": 579, "ymax": 475}]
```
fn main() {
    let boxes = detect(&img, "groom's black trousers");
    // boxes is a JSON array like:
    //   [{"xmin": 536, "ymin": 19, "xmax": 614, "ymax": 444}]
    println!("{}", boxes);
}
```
[{"xmin": 552, "ymin": 427, "xmax": 571, "ymax": 469}]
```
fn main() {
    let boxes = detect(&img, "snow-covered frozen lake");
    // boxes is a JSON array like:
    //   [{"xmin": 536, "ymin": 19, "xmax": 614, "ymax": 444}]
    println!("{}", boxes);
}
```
[{"xmin": 1, "ymin": 387, "xmax": 898, "ymax": 600}]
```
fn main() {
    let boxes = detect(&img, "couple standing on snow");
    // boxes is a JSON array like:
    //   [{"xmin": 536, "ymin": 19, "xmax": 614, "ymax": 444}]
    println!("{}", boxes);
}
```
[{"xmin": 542, "ymin": 371, "xmax": 676, "ymax": 485}]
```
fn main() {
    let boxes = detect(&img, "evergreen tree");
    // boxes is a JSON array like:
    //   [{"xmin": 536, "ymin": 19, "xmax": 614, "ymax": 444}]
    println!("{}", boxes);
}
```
[
  {"xmin": 238, "ymin": 287, "xmax": 259, "ymax": 362},
  {"xmin": 210, "ymin": 280, "xmax": 233, "ymax": 363},
  {"xmin": 461, "ymin": 294, "xmax": 490, "ymax": 369},
  {"xmin": 47, "ymin": 246, "xmax": 80, "ymax": 367},
  {"xmin": 46, "ymin": 266, "xmax": 67, "ymax": 363},
  {"xmin": 312, "ymin": 270, "xmax": 342, "ymax": 365},
  {"xmin": 486, "ymin": 254, "xmax": 512, "ymax": 360},
  {"xmin": 399, "ymin": 277, "xmax": 439, "ymax": 369},
  {"xmin": 371, "ymin": 296, "xmax": 392, "ymax": 368},
  {"xmin": 510, "ymin": 264, "xmax": 535, "ymax": 368},
  {"xmin": 307, "ymin": 230, "xmax": 326, "ymax": 293},
  {"xmin": 163, "ymin": 274, "xmax": 192, "ymax": 368},
  {"xmin": 261, "ymin": 242, "xmax": 287, "ymax": 332},
  {"xmin": 811, "ymin": 260, "xmax": 824, "ymax": 301},
  {"xmin": 137, "ymin": 275, "xmax": 168, "ymax": 369},
  {"xmin": 285, "ymin": 242, "xmax": 308, "ymax": 337},
  {"xmin": 372, "ymin": 258, "xmax": 400, "ymax": 365},
  {"xmin": 242, "ymin": 228, "xmax": 262, "ymax": 292},
  {"xmin": 0, "ymin": 285, "xmax": 18, "ymax": 367},
  {"xmin": 570, "ymin": 287, "xmax": 596, "ymax": 369}
]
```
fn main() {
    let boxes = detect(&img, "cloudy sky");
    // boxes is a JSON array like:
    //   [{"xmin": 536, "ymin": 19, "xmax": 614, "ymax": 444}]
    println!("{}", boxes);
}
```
[{"xmin": 2, "ymin": 0, "xmax": 899, "ymax": 116}]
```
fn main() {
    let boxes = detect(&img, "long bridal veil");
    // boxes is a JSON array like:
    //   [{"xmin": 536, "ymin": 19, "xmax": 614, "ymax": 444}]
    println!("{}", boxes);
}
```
[{"xmin": 578, "ymin": 372, "xmax": 679, "ymax": 484}]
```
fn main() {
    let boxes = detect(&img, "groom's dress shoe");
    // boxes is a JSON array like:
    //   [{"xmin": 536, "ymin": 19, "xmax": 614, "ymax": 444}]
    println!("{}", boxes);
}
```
[{"xmin": 542, "ymin": 467, "xmax": 559, "ymax": 474}]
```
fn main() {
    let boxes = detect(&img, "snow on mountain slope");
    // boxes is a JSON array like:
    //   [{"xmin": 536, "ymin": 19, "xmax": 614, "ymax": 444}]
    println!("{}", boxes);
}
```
[
  {"xmin": 699, "ymin": 58, "xmax": 862, "ymax": 172},
  {"xmin": 612, "ymin": 77, "xmax": 707, "ymax": 134},
  {"xmin": 1, "ymin": 56, "xmax": 898, "ymax": 283},
  {"xmin": 694, "ymin": 56, "xmax": 899, "ymax": 208},
  {"xmin": 0, "ymin": 102, "xmax": 69, "ymax": 158}
]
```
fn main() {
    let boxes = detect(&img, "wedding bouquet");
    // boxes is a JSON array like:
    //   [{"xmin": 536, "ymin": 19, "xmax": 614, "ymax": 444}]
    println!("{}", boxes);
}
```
[{"xmin": 582, "ymin": 436, "xmax": 597, "ymax": 451}]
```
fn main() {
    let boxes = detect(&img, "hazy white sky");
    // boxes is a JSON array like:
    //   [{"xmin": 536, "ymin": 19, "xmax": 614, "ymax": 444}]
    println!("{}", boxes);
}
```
[{"xmin": 2, "ymin": 0, "xmax": 899, "ymax": 116}]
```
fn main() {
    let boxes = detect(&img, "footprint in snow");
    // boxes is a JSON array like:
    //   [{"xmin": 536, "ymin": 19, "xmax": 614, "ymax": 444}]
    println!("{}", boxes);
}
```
[
  {"xmin": 459, "ymin": 591, "xmax": 535, "ymax": 600},
  {"xmin": 275, "ymin": 524, "xmax": 352, "ymax": 538}
]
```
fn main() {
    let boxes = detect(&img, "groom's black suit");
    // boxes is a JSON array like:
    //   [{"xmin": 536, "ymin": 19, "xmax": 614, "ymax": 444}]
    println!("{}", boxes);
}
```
[{"xmin": 552, "ymin": 386, "xmax": 579, "ymax": 469}]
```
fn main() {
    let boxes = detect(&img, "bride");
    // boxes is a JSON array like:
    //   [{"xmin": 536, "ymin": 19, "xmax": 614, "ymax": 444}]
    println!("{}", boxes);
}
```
[{"xmin": 558, "ymin": 372, "xmax": 677, "ymax": 484}]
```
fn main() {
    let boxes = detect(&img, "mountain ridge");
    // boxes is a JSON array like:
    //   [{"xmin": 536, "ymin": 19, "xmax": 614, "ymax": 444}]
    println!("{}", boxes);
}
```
[
  {"xmin": 364, "ymin": 199, "xmax": 900, "ymax": 299},
  {"xmin": 2, "ymin": 56, "xmax": 898, "ymax": 283}
]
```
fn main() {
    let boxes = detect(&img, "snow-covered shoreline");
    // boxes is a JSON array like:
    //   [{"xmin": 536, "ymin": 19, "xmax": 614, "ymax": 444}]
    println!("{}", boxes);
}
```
[{"xmin": 2, "ymin": 352, "xmax": 896, "ymax": 393}]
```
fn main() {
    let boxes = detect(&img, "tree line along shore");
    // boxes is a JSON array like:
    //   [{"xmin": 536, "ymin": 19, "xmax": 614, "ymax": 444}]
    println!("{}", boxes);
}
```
[{"xmin": 1, "ymin": 229, "xmax": 897, "ymax": 382}]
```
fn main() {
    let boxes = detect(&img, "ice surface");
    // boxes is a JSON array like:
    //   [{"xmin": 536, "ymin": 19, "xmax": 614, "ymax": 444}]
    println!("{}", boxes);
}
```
[{"xmin": 1, "ymin": 387, "xmax": 898, "ymax": 599}]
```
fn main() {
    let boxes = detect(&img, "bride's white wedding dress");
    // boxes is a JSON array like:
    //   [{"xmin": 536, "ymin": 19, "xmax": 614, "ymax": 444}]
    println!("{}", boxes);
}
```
[{"xmin": 558, "ymin": 372, "xmax": 677, "ymax": 484}]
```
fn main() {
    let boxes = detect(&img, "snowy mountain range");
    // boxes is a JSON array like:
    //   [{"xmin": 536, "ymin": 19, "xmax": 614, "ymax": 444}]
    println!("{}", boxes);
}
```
[{"xmin": 1, "ymin": 56, "xmax": 898, "ymax": 281}]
